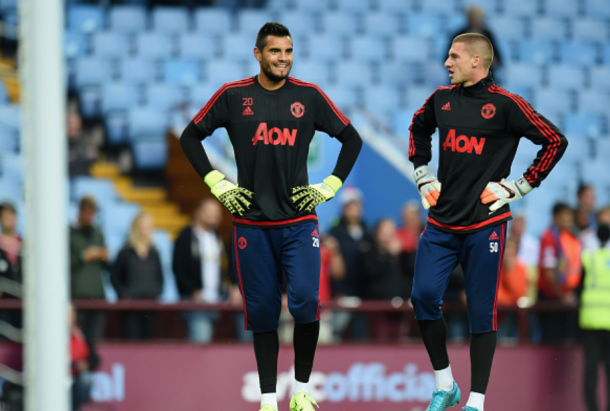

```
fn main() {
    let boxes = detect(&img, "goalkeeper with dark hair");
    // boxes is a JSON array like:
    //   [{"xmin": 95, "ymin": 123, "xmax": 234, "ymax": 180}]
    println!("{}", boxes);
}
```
[{"xmin": 180, "ymin": 22, "xmax": 361, "ymax": 411}]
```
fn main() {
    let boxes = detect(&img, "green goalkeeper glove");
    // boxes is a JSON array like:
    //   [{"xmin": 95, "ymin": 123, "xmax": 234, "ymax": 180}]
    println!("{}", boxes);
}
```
[
  {"xmin": 204, "ymin": 170, "xmax": 254, "ymax": 216},
  {"xmin": 480, "ymin": 176, "xmax": 532, "ymax": 212},
  {"xmin": 291, "ymin": 175, "xmax": 343, "ymax": 212}
]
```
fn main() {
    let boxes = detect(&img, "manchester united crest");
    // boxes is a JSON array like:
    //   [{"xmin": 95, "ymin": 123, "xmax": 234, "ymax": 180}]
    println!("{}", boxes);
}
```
[
  {"xmin": 291, "ymin": 102, "xmax": 305, "ymax": 118},
  {"xmin": 481, "ymin": 103, "xmax": 496, "ymax": 119}
]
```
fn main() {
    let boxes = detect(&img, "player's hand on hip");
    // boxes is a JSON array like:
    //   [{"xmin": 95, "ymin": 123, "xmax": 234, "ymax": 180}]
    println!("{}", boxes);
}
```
[
  {"xmin": 480, "ymin": 176, "xmax": 532, "ymax": 212},
  {"xmin": 291, "ymin": 175, "xmax": 343, "ymax": 213},
  {"xmin": 204, "ymin": 170, "xmax": 254, "ymax": 216},
  {"xmin": 413, "ymin": 165, "xmax": 441, "ymax": 209}
]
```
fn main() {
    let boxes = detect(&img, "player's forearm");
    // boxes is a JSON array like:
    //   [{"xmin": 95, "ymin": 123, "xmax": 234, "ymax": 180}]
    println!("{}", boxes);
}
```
[
  {"xmin": 331, "ymin": 123, "xmax": 363, "ymax": 182},
  {"xmin": 179, "ymin": 121, "xmax": 215, "ymax": 180}
]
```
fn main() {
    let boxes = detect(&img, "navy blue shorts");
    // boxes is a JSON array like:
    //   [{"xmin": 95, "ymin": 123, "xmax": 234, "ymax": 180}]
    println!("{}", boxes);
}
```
[
  {"xmin": 232, "ymin": 222, "xmax": 321, "ymax": 333},
  {"xmin": 411, "ymin": 223, "xmax": 507, "ymax": 334}
]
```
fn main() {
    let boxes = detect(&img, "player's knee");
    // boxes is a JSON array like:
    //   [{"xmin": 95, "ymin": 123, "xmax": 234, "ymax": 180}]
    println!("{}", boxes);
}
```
[
  {"xmin": 410, "ymin": 284, "xmax": 438, "ymax": 309},
  {"xmin": 288, "ymin": 293, "xmax": 318, "ymax": 323}
]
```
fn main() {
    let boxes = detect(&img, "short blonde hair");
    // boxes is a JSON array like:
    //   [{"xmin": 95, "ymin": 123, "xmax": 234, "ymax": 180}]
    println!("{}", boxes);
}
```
[
  {"xmin": 127, "ymin": 213, "xmax": 153, "ymax": 250},
  {"xmin": 452, "ymin": 33, "xmax": 494, "ymax": 70}
]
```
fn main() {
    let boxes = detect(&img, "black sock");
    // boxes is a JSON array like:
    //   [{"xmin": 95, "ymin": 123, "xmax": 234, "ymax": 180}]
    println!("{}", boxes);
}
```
[
  {"xmin": 293, "ymin": 321, "xmax": 320, "ymax": 383},
  {"xmin": 253, "ymin": 330, "xmax": 279, "ymax": 394},
  {"xmin": 470, "ymin": 331, "xmax": 497, "ymax": 394},
  {"xmin": 418, "ymin": 317, "xmax": 450, "ymax": 370}
]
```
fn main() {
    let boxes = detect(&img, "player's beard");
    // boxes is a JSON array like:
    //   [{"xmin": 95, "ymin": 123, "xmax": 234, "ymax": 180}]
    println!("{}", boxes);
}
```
[{"xmin": 260, "ymin": 60, "xmax": 291, "ymax": 82}]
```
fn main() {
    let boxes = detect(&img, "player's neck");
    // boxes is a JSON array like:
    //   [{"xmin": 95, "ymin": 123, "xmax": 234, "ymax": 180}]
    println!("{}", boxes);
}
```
[
  {"xmin": 258, "ymin": 72, "xmax": 286, "ymax": 91},
  {"xmin": 462, "ymin": 70, "xmax": 489, "ymax": 87}
]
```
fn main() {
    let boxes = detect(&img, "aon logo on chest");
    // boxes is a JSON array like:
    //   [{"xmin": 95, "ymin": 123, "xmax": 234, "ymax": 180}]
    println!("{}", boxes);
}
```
[
  {"xmin": 252, "ymin": 123, "xmax": 297, "ymax": 146},
  {"xmin": 442, "ymin": 129, "xmax": 485, "ymax": 155}
]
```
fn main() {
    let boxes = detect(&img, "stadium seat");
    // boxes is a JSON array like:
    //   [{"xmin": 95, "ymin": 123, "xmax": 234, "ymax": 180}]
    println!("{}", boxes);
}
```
[
  {"xmin": 376, "ymin": 0, "xmax": 413, "ymax": 14},
  {"xmin": 421, "ymin": 62, "xmax": 451, "ymax": 88},
  {"xmin": 501, "ymin": 0, "xmax": 539, "ymax": 17},
  {"xmin": 534, "ymin": 88, "xmax": 572, "ymax": 114},
  {"xmin": 64, "ymin": 31, "xmax": 88, "ymax": 59},
  {"xmin": 461, "ymin": 0, "xmax": 498, "ymax": 16},
  {"xmin": 572, "ymin": 18, "xmax": 608, "ymax": 42},
  {"xmin": 105, "ymin": 111, "xmax": 129, "ymax": 145},
  {"xmin": 563, "ymin": 113, "xmax": 604, "ymax": 138},
  {"xmin": 603, "ymin": 44, "xmax": 610, "ymax": 65},
  {"xmin": 71, "ymin": 177, "xmax": 119, "ymax": 209},
  {"xmin": 145, "ymin": 83, "xmax": 185, "ymax": 111},
  {"xmin": 319, "ymin": 85, "xmax": 358, "ymax": 112},
  {"xmin": 377, "ymin": 62, "xmax": 416, "ymax": 87},
  {"xmin": 530, "ymin": 18, "xmax": 568, "ymax": 41},
  {"xmin": 0, "ymin": 154, "xmax": 22, "ymax": 184},
  {"xmin": 334, "ymin": 0, "xmax": 373, "ymax": 13},
  {"xmin": 92, "ymin": 32, "xmax": 131, "ymax": 59},
  {"xmin": 163, "ymin": 60, "xmax": 202, "ymax": 86},
  {"xmin": 547, "ymin": 65, "xmax": 585, "ymax": 90},
  {"xmin": 151, "ymin": 6, "xmax": 190, "ymax": 34},
  {"xmin": 577, "ymin": 90, "xmax": 610, "ymax": 115},
  {"xmin": 517, "ymin": 40, "xmax": 555, "ymax": 65},
  {"xmin": 308, "ymin": 35, "xmax": 346, "ymax": 62},
  {"xmin": 101, "ymin": 82, "xmax": 140, "ymax": 114},
  {"xmin": 189, "ymin": 83, "xmax": 221, "ymax": 108},
  {"xmin": 0, "ymin": 179, "xmax": 21, "ymax": 204},
  {"xmin": 131, "ymin": 139, "xmax": 167, "ymax": 170},
  {"xmin": 74, "ymin": 57, "xmax": 114, "ymax": 87},
  {"xmin": 362, "ymin": 13, "xmax": 401, "ymax": 38},
  {"xmin": 405, "ymin": 86, "xmax": 436, "ymax": 108},
  {"xmin": 178, "ymin": 33, "xmax": 217, "ymax": 60},
  {"xmin": 540, "ymin": 0, "xmax": 581, "ymax": 18},
  {"xmin": 128, "ymin": 107, "xmax": 170, "ymax": 140},
  {"xmin": 277, "ymin": 11, "xmax": 318, "ymax": 39},
  {"xmin": 292, "ymin": 0, "xmax": 332, "ymax": 13},
  {"xmin": 362, "ymin": 86, "xmax": 401, "ymax": 116},
  {"xmin": 560, "ymin": 136, "xmax": 590, "ymax": 166},
  {"xmin": 67, "ymin": 5, "xmax": 105, "ymax": 33},
  {"xmin": 118, "ymin": 58, "xmax": 158, "ymax": 85},
  {"xmin": 392, "ymin": 107, "xmax": 419, "ymax": 137},
  {"xmin": 205, "ymin": 60, "xmax": 248, "ymax": 89},
  {"xmin": 101, "ymin": 202, "xmax": 141, "ymax": 240},
  {"xmin": 584, "ymin": 0, "xmax": 610, "ymax": 18},
  {"xmin": 108, "ymin": 5, "xmax": 147, "ymax": 34},
  {"xmin": 135, "ymin": 32, "xmax": 174, "ymax": 59},
  {"xmin": 0, "ymin": 125, "xmax": 18, "ymax": 154},
  {"xmin": 558, "ymin": 41, "xmax": 597, "ymax": 65},
  {"xmin": 392, "ymin": 36, "xmax": 432, "ymax": 63},
  {"xmin": 289, "ymin": 60, "xmax": 331, "ymax": 87},
  {"xmin": 334, "ymin": 61, "xmax": 372, "ymax": 88},
  {"xmin": 223, "ymin": 34, "xmax": 257, "ymax": 62},
  {"xmin": 194, "ymin": 7, "xmax": 233, "ymax": 34},
  {"xmin": 78, "ymin": 85, "xmax": 103, "ymax": 119},
  {"xmin": 236, "ymin": 9, "xmax": 272, "ymax": 35},
  {"xmin": 590, "ymin": 67, "xmax": 610, "ymax": 91},
  {"xmin": 404, "ymin": 14, "xmax": 442, "ymax": 38},
  {"xmin": 349, "ymin": 36, "xmax": 387, "ymax": 62},
  {"xmin": 321, "ymin": 12, "xmax": 360, "ymax": 37},
  {"xmin": 504, "ymin": 63, "xmax": 543, "ymax": 89},
  {"xmin": 486, "ymin": 16, "xmax": 527, "ymax": 41}
]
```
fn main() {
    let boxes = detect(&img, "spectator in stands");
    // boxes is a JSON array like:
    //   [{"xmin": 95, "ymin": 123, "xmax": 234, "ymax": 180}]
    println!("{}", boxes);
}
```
[
  {"xmin": 579, "ymin": 222, "xmax": 610, "ymax": 411},
  {"xmin": 448, "ymin": 6, "xmax": 502, "ymax": 69},
  {"xmin": 0, "ymin": 202, "xmax": 22, "ymax": 330},
  {"xmin": 574, "ymin": 184, "xmax": 597, "ymax": 236},
  {"xmin": 396, "ymin": 200, "xmax": 423, "ymax": 253},
  {"xmin": 537, "ymin": 202, "xmax": 582, "ymax": 343},
  {"xmin": 496, "ymin": 237, "xmax": 529, "ymax": 343},
  {"xmin": 111, "ymin": 213, "xmax": 163, "ymax": 340},
  {"xmin": 360, "ymin": 218, "xmax": 412, "ymax": 342},
  {"xmin": 318, "ymin": 234, "xmax": 345, "ymax": 343},
  {"xmin": 509, "ymin": 214, "xmax": 539, "ymax": 273},
  {"xmin": 67, "ymin": 101, "xmax": 93, "ymax": 177},
  {"xmin": 580, "ymin": 206, "xmax": 610, "ymax": 251},
  {"xmin": 172, "ymin": 199, "xmax": 233, "ymax": 344},
  {"xmin": 70, "ymin": 306, "xmax": 98, "ymax": 411},
  {"xmin": 70, "ymin": 196, "xmax": 108, "ymax": 342},
  {"xmin": 329, "ymin": 186, "xmax": 368, "ymax": 340}
]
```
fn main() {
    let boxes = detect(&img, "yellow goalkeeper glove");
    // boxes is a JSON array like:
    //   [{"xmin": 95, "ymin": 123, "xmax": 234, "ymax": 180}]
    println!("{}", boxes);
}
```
[
  {"xmin": 290, "ymin": 175, "xmax": 343, "ymax": 212},
  {"xmin": 204, "ymin": 170, "xmax": 254, "ymax": 216}
]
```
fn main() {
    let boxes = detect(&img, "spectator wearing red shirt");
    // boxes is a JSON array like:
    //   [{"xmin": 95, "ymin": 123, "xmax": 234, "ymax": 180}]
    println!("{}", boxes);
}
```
[
  {"xmin": 396, "ymin": 200, "xmax": 424, "ymax": 253},
  {"xmin": 537, "ymin": 202, "xmax": 582, "ymax": 343}
]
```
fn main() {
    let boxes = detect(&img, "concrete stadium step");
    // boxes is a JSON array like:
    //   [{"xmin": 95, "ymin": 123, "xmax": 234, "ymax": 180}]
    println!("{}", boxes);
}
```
[{"xmin": 90, "ymin": 162, "xmax": 121, "ymax": 179}]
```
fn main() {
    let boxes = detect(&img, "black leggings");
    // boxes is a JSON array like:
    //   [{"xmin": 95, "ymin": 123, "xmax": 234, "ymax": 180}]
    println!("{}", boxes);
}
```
[{"xmin": 582, "ymin": 329, "xmax": 610, "ymax": 411}]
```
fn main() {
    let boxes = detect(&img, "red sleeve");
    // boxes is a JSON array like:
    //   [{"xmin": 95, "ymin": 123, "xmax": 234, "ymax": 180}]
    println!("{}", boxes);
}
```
[
  {"xmin": 408, "ymin": 89, "xmax": 438, "ymax": 168},
  {"xmin": 490, "ymin": 86, "xmax": 568, "ymax": 188}
]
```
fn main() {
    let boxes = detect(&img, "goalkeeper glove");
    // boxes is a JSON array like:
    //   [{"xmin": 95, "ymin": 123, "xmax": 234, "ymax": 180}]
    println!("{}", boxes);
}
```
[
  {"xmin": 480, "ymin": 176, "xmax": 532, "ymax": 212},
  {"xmin": 414, "ymin": 165, "xmax": 441, "ymax": 209},
  {"xmin": 204, "ymin": 170, "xmax": 254, "ymax": 216},
  {"xmin": 291, "ymin": 175, "xmax": 343, "ymax": 213}
]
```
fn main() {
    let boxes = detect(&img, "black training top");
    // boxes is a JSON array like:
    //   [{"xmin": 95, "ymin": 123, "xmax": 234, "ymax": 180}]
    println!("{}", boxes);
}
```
[
  {"xmin": 181, "ymin": 75, "xmax": 362, "ymax": 228},
  {"xmin": 409, "ymin": 74, "xmax": 568, "ymax": 234}
]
